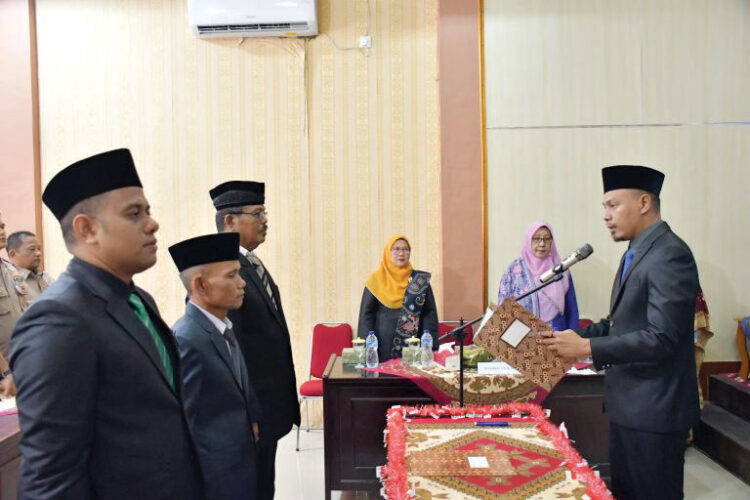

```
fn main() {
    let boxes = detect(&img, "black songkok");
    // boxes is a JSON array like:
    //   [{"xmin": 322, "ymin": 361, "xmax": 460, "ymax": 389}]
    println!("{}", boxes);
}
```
[
  {"xmin": 42, "ymin": 149, "xmax": 142, "ymax": 221},
  {"xmin": 168, "ymin": 233, "xmax": 239, "ymax": 272},
  {"xmin": 209, "ymin": 181, "xmax": 265, "ymax": 210},
  {"xmin": 601, "ymin": 165, "xmax": 665, "ymax": 196}
]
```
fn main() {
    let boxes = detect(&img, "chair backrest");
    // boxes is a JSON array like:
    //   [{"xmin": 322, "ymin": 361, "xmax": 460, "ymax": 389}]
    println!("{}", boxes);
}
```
[
  {"xmin": 310, "ymin": 323, "xmax": 353, "ymax": 379},
  {"xmin": 578, "ymin": 318, "xmax": 593, "ymax": 329},
  {"xmin": 438, "ymin": 321, "xmax": 474, "ymax": 345}
]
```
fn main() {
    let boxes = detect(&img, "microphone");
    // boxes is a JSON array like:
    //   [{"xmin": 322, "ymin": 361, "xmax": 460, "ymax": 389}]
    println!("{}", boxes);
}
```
[{"xmin": 539, "ymin": 244, "xmax": 594, "ymax": 283}]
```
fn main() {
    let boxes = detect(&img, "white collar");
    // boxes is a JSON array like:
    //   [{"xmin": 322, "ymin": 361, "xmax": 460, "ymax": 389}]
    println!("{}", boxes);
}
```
[{"xmin": 189, "ymin": 300, "xmax": 233, "ymax": 334}]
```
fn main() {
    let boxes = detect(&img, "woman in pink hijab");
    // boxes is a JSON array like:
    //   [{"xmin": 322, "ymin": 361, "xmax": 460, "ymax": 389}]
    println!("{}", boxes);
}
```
[{"xmin": 497, "ymin": 221, "xmax": 579, "ymax": 330}]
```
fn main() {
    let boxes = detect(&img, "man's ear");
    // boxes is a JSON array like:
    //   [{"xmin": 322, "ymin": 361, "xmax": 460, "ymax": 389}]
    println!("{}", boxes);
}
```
[
  {"xmin": 7, "ymin": 248, "xmax": 16, "ymax": 259},
  {"xmin": 72, "ymin": 213, "xmax": 100, "ymax": 245},
  {"xmin": 638, "ymin": 192, "xmax": 651, "ymax": 215},
  {"xmin": 222, "ymin": 214, "xmax": 236, "ymax": 232},
  {"xmin": 192, "ymin": 272, "xmax": 206, "ymax": 297}
]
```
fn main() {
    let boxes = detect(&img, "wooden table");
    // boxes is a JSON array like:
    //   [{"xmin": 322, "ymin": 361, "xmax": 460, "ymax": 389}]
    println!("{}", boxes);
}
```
[
  {"xmin": 0, "ymin": 414, "xmax": 20, "ymax": 500},
  {"xmin": 322, "ymin": 355, "xmax": 609, "ymax": 499}
]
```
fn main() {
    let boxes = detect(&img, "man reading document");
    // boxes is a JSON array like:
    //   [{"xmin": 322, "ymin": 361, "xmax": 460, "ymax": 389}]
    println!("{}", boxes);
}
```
[{"xmin": 541, "ymin": 165, "xmax": 699, "ymax": 500}]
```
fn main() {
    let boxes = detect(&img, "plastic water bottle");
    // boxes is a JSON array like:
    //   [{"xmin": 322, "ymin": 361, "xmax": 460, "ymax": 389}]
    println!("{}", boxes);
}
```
[
  {"xmin": 365, "ymin": 331, "xmax": 379, "ymax": 368},
  {"xmin": 420, "ymin": 330, "xmax": 434, "ymax": 366}
]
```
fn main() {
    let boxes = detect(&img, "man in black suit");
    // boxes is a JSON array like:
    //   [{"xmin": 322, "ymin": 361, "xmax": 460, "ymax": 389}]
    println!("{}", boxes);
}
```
[
  {"xmin": 170, "ymin": 233, "xmax": 262, "ymax": 500},
  {"xmin": 10, "ymin": 149, "xmax": 203, "ymax": 500},
  {"xmin": 542, "ymin": 165, "xmax": 699, "ymax": 500},
  {"xmin": 210, "ymin": 181, "xmax": 300, "ymax": 500}
]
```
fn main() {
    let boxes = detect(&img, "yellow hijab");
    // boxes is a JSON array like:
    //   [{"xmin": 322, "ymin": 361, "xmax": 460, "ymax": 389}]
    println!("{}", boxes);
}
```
[{"xmin": 365, "ymin": 235, "xmax": 414, "ymax": 309}]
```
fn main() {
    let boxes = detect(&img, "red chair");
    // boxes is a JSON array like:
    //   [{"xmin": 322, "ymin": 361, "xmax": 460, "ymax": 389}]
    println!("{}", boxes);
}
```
[
  {"xmin": 438, "ymin": 321, "xmax": 474, "ymax": 346},
  {"xmin": 297, "ymin": 322, "xmax": 353, "ymax": 451},
  {"xmin": 578, "ymin": 318, "xmax": 593, "ymax": 329}
]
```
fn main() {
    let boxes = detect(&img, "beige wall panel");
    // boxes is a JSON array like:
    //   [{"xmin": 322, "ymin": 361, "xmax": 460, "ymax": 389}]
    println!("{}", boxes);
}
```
[
  {"xmin": 484, "ymin": 0, "xmax": 750, "ymax": 128},
  {"xmin": 36, "ymin": 0, "xmax": 440, "ymax": 426},
  {"xmin": 487, "ymin": 125, "xmax": 750, "ymax": 362},
  {"xmin": 485, "ymin": 0, "xmax": 750, "ymax": 362}
]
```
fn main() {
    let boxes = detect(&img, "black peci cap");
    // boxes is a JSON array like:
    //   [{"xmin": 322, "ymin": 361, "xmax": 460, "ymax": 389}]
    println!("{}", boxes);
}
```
[
  {"xmin": 209, "ymin": 181, "xmax": 265, "ymax": 210},
  {"xmin": 42, "ymin": 148, "xmax": 142, "ymax": 221},
  {"xmin": 602, "ymin": 165, "xmax": 665, "ymax": 196},
  {"xmin": 168, "ymin": 233, "xmax": 239, "ymax": 272}
]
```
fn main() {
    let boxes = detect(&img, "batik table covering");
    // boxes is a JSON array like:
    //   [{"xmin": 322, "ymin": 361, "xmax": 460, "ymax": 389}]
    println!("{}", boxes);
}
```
[
  {"xmin": 363, "ymin": 358, "xmax": 548, "ymax": 405},
  {"xmin": 380, "ymin": 403, "xmax": 611, "ymax": 500}
]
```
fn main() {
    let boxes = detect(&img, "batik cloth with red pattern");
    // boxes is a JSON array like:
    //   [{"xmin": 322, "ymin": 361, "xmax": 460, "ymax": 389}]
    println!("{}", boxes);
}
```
[{"xmin": 381, "ymin": 403, "xmax": 612, "ymax": 500}]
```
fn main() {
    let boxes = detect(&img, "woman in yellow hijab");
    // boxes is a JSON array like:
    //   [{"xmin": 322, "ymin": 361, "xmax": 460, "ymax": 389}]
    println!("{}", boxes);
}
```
[{"xmin": 357, "ymin": 235, "xmax": 438, "ymax": 361}]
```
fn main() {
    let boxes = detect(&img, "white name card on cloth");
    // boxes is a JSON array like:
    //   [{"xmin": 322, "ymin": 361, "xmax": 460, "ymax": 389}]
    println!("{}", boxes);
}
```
[
  {"xmin": 477, "ymin": 362, "xmax": 521, "ymax": 375},
  {"xmin": 467, "ymin": 456, "xmax": 490, "ymax": 469}
]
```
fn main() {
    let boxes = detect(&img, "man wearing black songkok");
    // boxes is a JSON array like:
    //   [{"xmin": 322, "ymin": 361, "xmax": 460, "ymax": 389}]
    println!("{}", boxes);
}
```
[
  {"xmin": 170, "ymin": 233, "xmax": 262, "ymax": 500},
  {"xmin": 10, "ymin": 149, "xmax": 204, "ymax": 500},
  {"xmin": 542, "ymin": 165, "xmax": 699, "ymax": 500},
  {"xmin": 210, "ymin": 181, "xmax": 299, "ymax": 500}
]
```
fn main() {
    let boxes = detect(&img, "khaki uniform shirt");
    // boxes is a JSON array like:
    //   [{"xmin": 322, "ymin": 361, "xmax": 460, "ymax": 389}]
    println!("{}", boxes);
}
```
[
  {"xmin": 9, "ymin": 263, "xmax": 54, "ymax": 303},
  {"xmin": 0, "ymin": 259, "xmax": 25, "ymax": 358}
]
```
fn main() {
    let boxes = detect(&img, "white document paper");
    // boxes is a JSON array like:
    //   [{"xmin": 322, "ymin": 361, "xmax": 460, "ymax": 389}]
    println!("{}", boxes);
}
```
[
  {"xmin": 0, "ymin": 397, "xmax": 17, "ymax": 412},
  {"xmin": 566, "ymin": 366, "xmax": 597, "ymax": 375},
  {"xmin": 477, "ymin": 361, "xmax": 521, "ymax": 375},
  {"xmin": 467, "ymin": 456, "xmax": 490, "ymax": 469},
  {"xmin": 476, "ymin": 307, "xmax": 496, "ymax": 336},
  {"xmin": 500, "ymin": 319, "xmax": 531, "ymax": 348},
  {"xmin": 438, "ymin": 342, "xmax": 455, "ymax": 353}
]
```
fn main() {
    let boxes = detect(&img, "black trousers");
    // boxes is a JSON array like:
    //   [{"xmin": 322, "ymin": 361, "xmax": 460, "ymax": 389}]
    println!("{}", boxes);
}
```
[
  {"xmin": 256, "ymin": 439, "xmax": 278, "ymax": 500},
  {"xmin": 610, "ymin": 422, "xmax": 688, "ymax": 500}
]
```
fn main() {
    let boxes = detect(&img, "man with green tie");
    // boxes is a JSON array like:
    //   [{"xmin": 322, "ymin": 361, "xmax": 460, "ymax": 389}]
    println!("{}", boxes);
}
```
[{"xmin": 10, "ymin": 149, "xmax": 203, "ymax": 500}]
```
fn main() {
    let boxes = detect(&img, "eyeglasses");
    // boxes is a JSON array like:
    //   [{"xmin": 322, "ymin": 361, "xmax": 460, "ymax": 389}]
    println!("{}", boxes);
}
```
[
  {"xmin": 531, "ymin": 237, "xmax": 553, "ymax": 245},
  {"xmin": 231, "ymin": 210, "xmax": 268, "ymax": 220}
]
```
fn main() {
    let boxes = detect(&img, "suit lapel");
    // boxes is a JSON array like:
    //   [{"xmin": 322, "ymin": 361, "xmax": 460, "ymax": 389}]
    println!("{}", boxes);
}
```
[
  {"xmin": 609, "ymin": 252, "xmax": 628, "ymax": 311},
  {"xmin": 67, "ymin": 260, "xmax": 178, "ymax": 396},
  {"xmin": 107, "ymin": 294, "xmax": 177, "ymax": 395},
  {"xmin": 239, "ymin": 254, "xmax": 284, "ymax": 326},
  {"xmin": 265, "ymin": 271, "xmax": 285, "ymax": 323},
  {"xmin": 610, "ymin": 223, "xmax": 670, "ymax": 314},
  {"xmin": 186, "ymin": 304, "xmax": 245, "ymax": 394}
]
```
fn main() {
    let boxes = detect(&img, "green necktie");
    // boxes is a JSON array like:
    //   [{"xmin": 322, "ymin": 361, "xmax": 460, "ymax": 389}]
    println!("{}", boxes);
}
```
[{"xmin": 128, "ymin": 292, "xmax": 175, "ymax": 391}]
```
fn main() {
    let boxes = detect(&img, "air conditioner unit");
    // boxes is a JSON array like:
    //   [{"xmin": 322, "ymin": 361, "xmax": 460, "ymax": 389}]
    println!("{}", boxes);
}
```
[{"xmin": 188, "ymin": 0, "xmax": 318, "ymax": 38}]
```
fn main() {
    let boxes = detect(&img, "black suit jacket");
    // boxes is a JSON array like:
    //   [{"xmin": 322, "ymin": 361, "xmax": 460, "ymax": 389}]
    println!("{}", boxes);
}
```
[
  {"xmin": 174, "ymin": 303, "xmax": 262, "ymax": 500},
  {"xmin": 228, "ymin": 252, "xmax": 300, "ymax": 443},
  {"xmin": 9, "ymin": 258, "xmax": 203, "ymax": 500},
  {"xmin": 578, "ymin": 222, "xmax": 700, "ymax": 433}
]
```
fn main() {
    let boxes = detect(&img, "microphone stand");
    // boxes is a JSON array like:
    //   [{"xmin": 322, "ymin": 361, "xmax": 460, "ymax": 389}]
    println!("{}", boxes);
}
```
[
  {"xmin": 515, "ymin": 273, "xmax": 564, "ymax": 301},
  {"xmin": 437, "ymin": 273, "xmax": 564, "ymax": 407}
]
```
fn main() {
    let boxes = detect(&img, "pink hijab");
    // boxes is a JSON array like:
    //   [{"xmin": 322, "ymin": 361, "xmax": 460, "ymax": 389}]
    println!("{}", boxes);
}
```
[{"xmin": 520, "ymin": 221, "xmax": 570, "ymax": 315}]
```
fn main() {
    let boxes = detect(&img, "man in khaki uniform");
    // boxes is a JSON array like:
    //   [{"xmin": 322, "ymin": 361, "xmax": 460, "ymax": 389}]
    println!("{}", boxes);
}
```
[
  {"xmin": 0, "ymin": 214, "xmax": 21, "ymax": 396},
  {"xmin": 7, "ymin": 231, "xmax": 54, "ymax": 302}
]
